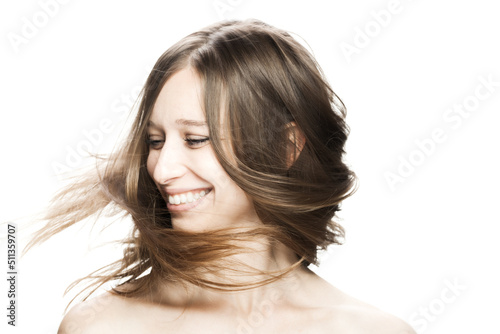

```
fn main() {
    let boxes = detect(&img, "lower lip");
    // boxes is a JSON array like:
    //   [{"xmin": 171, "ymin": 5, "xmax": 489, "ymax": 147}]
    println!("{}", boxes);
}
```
[{"xmin": 166, "ymin": 190, "xmax": 212, "ymax": 212}]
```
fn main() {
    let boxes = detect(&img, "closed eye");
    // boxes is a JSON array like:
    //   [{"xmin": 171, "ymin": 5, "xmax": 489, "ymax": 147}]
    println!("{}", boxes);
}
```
[
  {"xmin": 146, "ymin": 138, "xmax": 164, "ymax": 149},
  {"xmin": 146, "ymin": 136, "xmax": 209, "ymax": 149},
  {"xmin": 185, "ymin": 137, "xmax": 209, "ymax": 148}
]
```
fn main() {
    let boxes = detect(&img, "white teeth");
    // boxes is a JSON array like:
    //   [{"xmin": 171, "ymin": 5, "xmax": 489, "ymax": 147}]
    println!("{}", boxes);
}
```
[
  {"xmin": 180, "ymin": 193, "xmax": 187, "ymax": 204},
  {"xmin": 168, "ymin": 189, "xmax": 210, "ymax": 206}
]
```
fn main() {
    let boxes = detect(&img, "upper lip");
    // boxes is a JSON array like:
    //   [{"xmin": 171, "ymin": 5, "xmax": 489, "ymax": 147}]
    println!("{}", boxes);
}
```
[{"xmin": 163, "ymin": 187, "xmax": 212, "ymax": 196}]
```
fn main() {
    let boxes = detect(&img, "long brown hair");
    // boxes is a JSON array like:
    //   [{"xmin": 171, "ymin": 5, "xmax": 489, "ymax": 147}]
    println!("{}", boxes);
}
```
[{"xmin": 26, "ymin": 19, "xmax": 356, "ymax": 306}]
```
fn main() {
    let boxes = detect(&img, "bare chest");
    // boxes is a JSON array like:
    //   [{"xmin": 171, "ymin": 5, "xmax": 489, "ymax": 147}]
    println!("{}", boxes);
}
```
[{"xmin": 115, "ymin": 306, "xmax": 334, "ymax": 334}]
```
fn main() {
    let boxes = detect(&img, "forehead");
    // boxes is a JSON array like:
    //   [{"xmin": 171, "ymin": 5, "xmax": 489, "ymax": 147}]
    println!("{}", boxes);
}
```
[{"xmin": 150, "ymin": 67, "xmax": 205, "ymax": 123}]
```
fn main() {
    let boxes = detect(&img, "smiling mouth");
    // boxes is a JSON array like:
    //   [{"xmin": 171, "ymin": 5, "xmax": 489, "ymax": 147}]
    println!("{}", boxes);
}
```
[{"xmin": 166, "ymin": 188, "xmax": 212, "ymax": 206}]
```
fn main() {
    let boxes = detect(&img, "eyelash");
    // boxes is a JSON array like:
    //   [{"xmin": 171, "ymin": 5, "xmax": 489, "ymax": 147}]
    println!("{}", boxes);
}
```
[
  {"xmin": 185, "ymin": 137, "xmax": 209, "ymax": 147},
  {"xmin": 146, "ymin": 137, "xmax": 209, "ymax": 149}
]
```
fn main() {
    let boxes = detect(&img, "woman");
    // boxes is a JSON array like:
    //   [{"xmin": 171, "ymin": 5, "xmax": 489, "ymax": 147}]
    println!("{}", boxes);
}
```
[{"xmin": 30, "ymin": 19, "xmax": 415, "ymax": 333}]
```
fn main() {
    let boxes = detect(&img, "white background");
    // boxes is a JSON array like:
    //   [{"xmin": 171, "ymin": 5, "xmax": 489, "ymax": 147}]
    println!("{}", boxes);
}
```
[{"xmin": 1, "ymin": 0, "xmax": 499, "ymax": 333}]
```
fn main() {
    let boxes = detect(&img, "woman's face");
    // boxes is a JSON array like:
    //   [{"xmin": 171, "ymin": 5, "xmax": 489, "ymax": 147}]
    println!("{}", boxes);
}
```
[{"xmin": 146, "ymin": 67, "xmax": 260, "ymax": 231}]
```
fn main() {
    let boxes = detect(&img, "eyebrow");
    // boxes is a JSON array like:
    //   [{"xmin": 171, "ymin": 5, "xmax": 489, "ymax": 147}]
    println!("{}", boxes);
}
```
[
  {"xmin": 147, "ymin": 119, "xmax": 207, "ymax": 128},
  {"xmin": 175, "ymin": 119, "xmax": 207, "ymax": 127}
]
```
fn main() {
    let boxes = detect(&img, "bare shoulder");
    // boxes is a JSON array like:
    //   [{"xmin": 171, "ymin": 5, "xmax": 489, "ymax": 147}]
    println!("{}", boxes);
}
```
[
  {"xmin": 307, "ymin": 276, "xmax": 416, "ymax": 334},
  {"xmin": 57, "ymin": 281, "xmax": 186, "ymax": 334},
  {"xmin": 325, "ymin": 302, "xmax": 417, "ymax": 334},
  {"xmin": 57, "ymin": 291, "xmax": 136, "ymax": 334}
]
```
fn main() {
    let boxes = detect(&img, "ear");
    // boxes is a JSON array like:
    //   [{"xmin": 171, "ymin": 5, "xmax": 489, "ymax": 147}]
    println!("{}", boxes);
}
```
[{"xmin": 285, "ymin": 122, "xmax": 306, "ymax": 168}]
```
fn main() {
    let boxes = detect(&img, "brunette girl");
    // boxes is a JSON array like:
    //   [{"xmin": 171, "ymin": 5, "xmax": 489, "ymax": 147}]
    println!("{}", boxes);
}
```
[{"xmin": 29, "ymin": 19, "xmax": 415, "ymax": 334}]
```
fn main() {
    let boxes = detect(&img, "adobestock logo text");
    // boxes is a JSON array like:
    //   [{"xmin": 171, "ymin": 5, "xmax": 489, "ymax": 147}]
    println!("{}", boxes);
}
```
[
  {"xmin": 7, "ymin": 0, "xmax": 72, "ymax": 54},
  {"xmin": 51, "ymin": 85, "xmax": 141, "ymax": 177},
  {"xmin": 340, "ymin": 0, "xmax": 412, "ymax": 63},
  {"xmin": 385, "ymin": 74, "xmax": 499, "ymax": 191},
  {"xmin": 409, "ymin": 278, "xmax": 466, "ymax": 333}
]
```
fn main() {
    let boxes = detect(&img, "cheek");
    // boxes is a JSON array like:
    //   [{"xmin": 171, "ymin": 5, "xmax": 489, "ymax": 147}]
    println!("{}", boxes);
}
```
[
  {"xmin": 146, "ymin": 152, "xmax": 157, "ymax": 179},
  {"xmin": 203, "ymin": 152, "xmax": 232, "ymax": 189},
  {"xmin": 210, "ymin": 165, "xmax": 247, "ymax": 202}
]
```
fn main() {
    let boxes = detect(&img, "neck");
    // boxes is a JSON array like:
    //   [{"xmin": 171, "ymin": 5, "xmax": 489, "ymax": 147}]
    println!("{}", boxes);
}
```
[{"xmin": 154, "ymin": 236, "xmax": 312, "ymax": 314}]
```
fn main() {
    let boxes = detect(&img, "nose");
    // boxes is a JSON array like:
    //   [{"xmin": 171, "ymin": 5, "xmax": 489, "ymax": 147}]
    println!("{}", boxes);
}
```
[{"xmin": 150, "ymin": 142, "xmax": 188, "ymax": 185}]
